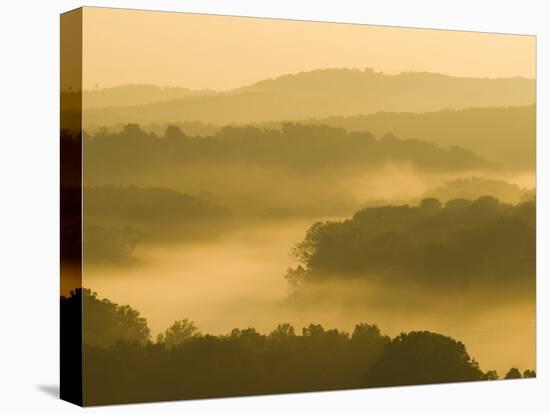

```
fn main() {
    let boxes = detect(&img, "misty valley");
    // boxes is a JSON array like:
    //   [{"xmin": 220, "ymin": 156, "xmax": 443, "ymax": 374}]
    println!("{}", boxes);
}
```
[{"xmin": 61, "ymin": 64, "xmax": 536, "ymax": 405}]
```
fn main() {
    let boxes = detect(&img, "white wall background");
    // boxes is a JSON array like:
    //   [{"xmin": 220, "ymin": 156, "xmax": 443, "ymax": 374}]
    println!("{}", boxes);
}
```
[{"xmin": 0, "ymin": 0, "xmax": 548, "ymax": 412}]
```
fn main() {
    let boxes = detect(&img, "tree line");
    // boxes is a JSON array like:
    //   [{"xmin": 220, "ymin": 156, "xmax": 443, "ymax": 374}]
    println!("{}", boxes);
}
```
[
  {"xmin": 82, "ymin": 123, "xmax": 488, "ymax": 176},
  {"xmin": 287, "ymin": 196, "xmax": 535, "ymax": 296},
  {"xmin": 61, "ymin": 289, "xmax": 534, "ymax": 406}
]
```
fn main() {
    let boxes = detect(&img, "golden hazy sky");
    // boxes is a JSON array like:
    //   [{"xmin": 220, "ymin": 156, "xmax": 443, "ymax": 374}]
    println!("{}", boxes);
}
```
[{"xmin": 82, "ymin": 7, "xmax": 535, "ymax": 90}]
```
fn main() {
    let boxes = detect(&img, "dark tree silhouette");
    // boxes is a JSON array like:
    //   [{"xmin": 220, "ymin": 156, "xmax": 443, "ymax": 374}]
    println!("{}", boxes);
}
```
[
  {"xmin": 364, "ymin": 331, "xmax": 484, "ymax": 387},
  {"xmin": 482, "ymin": 370, "xmax": 499, "ymax": 380},
  {"xmin": 71, "ymin": 289, "xmax": 519, "ymax": 406},
  {"xmin": 269, "ymin": 323, "xmax": 297, "ymax": 341},
  {"xmin": 287, "ymin": 196, "xmax": 535, "ymax": 296},
  {"xmin": 84, "ymin": 122, "xmax": 488, "ymax": 182},
  {"xmin": 81, "ymin": 289, "xmax": 151, "ymax": 347},
  {"xmin": 504, "ymin": 367, "xmax": 523, "ymax": 379}
]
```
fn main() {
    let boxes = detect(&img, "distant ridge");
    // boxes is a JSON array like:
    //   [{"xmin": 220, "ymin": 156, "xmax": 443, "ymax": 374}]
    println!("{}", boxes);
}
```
[
  {"xmin": 80, "ymin": 68, "xmax": 535, "ymax": 126},
  {"xmin": 82, "ymin": 85, "xmax": 218, "ymax": 109}
]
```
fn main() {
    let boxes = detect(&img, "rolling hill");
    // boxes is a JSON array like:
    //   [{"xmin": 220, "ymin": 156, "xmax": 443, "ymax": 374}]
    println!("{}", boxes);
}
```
[{"xmin": 80, "ymin": 68, "xmax": 535, "ymax": 127}]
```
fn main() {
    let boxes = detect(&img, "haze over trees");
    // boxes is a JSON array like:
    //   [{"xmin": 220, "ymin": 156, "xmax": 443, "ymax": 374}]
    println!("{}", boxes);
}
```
[
  {"xmin": 84, "ymin": 123, "xmax": 488, "ymax": 175},
  {"xmin": 84, "ymin": 186, "xmax": 232, "ymax": 243},
  {"xmin": 89, "ymin": 105, "xmax": 535, "ymax": 171},
  {"xmin": 78, "ymin": 122, "xmax": 492, "ymax": 219},
  {"xmin": 421, "ymin": 177, "xmax": 529, "ymax": 204},
  {"xmin": 62, "ymin": 185, "xmax": 232, "ymax": 265},
  {"xmin": 58, "ymin": 4, "xmax": 537, "ymax": 404},
  {"xmin": 67, "ymin": 65, "xmax": 536, "ymax": 403}
]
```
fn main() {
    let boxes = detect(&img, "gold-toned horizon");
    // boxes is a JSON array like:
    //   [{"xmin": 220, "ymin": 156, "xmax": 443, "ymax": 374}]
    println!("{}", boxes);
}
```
[
  {"xmin": 80, "ymin": 7, "xmax": 536, "ymax": 91},
  {"xmin": 75, "ymin": 66, "xmax": 535, "ymax": 93}
]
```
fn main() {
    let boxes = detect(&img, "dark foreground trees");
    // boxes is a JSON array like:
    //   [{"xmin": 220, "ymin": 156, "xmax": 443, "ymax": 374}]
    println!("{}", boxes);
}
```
[
  {"xmin": 62, "ymin": 290, "xmax": 536, "ymax": 405},
  {"xmin": 504, "ymin": 367, "xmax": 536, "ymax": 379},
  {"xmin": 65, "ymin": 290, "xmax": 529, "ymax": 406},
  {"xmin": 82, "ymin": 322, "xmax": 391, "ymax": 405},
  {"xmin": 81, "ymin": 324, "xmax": 521, "ymax": 406},
  {"xmin": 61, "ymin": 289, "xmax": 151, "ymax": 348},
  {"xmin": 364, "ymin": 331, "xmax": 484, "ymax": 387}
]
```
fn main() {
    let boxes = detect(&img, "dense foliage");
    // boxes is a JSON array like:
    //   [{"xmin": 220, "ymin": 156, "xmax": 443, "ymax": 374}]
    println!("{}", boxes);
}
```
[
  {"xmin": 62, "ymin": 289, "xmax": 151, "ymax": 348},
  {"xmin": 82, "ymin": 123, "xmax": 487, "ymax": 179},
  {"xmin": 365, "ymin": 331, "xmax": 483, "ymax": 387},
  {"xmin": 61, "ymin": 290, "xmax": 535, "ymax": 405},
  {"xmin": 287, "ymin": 196, "xmax": 535, "ymax": 294},
  {"xmin": 83, "ymin": 322, "xmax": 390, "ymax": 404}
]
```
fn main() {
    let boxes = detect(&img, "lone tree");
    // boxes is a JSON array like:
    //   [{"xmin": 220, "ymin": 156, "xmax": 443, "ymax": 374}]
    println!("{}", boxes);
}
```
[
  {"xmin": 365, "ymin": 331, "xmax": 485, "ymax": 387},
  {"xmin": 504, "ymin": 367, "xmax": 523, "ymax": 379},
  {"xmin": 482, "ymin": 370, "xmax": 499, "ymax": 380},
  {"xmin": 523, "ymin": 369, "xmax": 536, "ymax": 378}
]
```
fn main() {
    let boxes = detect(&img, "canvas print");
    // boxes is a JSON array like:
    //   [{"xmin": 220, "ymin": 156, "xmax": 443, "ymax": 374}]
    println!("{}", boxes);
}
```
[{"xmin": 60, "ymin": 7, "xmax": 536, "ymax": 406}]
